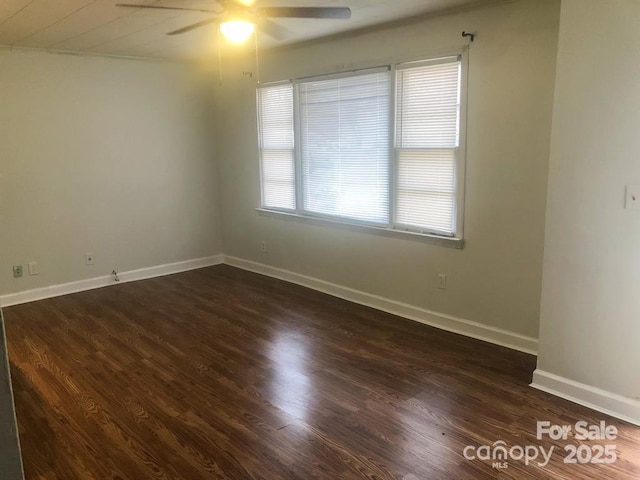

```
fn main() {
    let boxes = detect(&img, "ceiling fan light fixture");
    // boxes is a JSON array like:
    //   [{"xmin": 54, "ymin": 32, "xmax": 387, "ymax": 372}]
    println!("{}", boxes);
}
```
[{"xmin": 220, "ymin": 19, "xmax": 255, "ymax": 43}]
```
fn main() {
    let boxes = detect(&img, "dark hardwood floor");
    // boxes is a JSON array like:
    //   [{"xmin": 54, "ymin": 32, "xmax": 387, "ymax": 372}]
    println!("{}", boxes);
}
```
[{"xmin": 3, "ymin": 265, "xmax": 639, "ymax": 479}]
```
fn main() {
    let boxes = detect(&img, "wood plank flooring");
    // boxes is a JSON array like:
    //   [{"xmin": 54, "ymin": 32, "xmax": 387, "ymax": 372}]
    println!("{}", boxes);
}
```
[{"xmin": 3, "ymin": 265, "xmax": 639, "ymax": 479}]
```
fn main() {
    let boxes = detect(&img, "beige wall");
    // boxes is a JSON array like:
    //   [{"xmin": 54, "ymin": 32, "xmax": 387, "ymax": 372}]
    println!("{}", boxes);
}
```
[
  {"xmin": 0, "ymin": 49, "xmax": 221, "ymax": 296},
  {"xmin": 538, "ymin": 0, "xmax": 640, "ymax": 402},
  {"xmin": 217, "ymin": 0, "xmax": 560, "ymax": 339}
]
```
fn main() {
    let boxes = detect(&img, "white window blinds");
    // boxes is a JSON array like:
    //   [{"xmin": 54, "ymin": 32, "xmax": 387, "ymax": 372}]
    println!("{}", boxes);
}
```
[
  {"xmin": 298, "ymin": 69, "xmax": 391, "ymax": 224},
  {"xmin": 257, "ymin": 54, "xmax": 466, "ymax": 241},
  {"xmin": 395, "ymin": 56, "xmax": 461, "ymax": 235},
  {"xmin": 258, "ymin": 82, "xmax": 295, "ymax": 210}
]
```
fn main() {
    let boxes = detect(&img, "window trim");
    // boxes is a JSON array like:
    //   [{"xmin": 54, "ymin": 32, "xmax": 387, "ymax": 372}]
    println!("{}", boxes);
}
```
[
  {"xmin": 456, "ymin": 51, "xmax": 469, "ymax": 240},
  {"xmin": 256, "ymin": 207, "xmax": 465, "ymax": 249},
  {"xmin": 256, "ymin": 48, "xmax": 469, "ymax": 247}
]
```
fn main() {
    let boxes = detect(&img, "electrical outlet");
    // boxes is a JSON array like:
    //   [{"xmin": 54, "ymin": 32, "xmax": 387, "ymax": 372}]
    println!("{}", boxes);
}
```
[
  {"xmin": 260, "ymin": 241, "xmax": 267, "ymax": 253},
  {"xmin": 12, "ymin": 265, "xmax": 23, "ymax": 278},
  {"xmin": 28, "ymin": 262, "xmax": 39, "ymax": 276},
  {"xmin": 626, "ymin": 185, "xmax": 640, "ymax": 210},
  {"xmin": 438, "ymin": 273, "xmax": 447, "ymax": 290},
  {"xmin": 85, "ymin": 253, "xmax": 95, "ymax": 265}
]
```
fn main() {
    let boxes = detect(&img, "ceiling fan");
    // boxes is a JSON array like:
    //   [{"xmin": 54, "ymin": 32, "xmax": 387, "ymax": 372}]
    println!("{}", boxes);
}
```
[{"xmin": 116, "ymin": 1, "xmax": 352, "ymax": 43}]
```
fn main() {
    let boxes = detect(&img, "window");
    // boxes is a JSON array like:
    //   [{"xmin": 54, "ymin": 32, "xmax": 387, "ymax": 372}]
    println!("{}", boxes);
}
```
[
  {"xmin": 298, "ymin": 69, "xmax": 390, "ymax": 224},
  {"xmin": 395, "ymin": 57, "xmax": 462, "ymax": 235},
  {"xmin": 258, "ymin": 82, "xmax": 295, "ymax": 210},
  {"xmin": 257, "ymin": 53, "xmax": 466, "ymax": 240}
]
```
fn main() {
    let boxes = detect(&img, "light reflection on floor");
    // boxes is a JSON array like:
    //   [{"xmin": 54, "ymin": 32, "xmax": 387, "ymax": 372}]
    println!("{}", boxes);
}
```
[{"xmin": 268, "ymin": 331, "xmax": 313, "ymax": 421}]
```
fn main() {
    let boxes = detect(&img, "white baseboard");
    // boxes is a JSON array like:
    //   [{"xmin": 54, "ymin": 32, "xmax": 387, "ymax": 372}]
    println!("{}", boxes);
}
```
[
  {"xmin": 531, "ymin": 369, "xmax": 640, "ymax": 426},
  {"xmin": 223, "ymin": 256, "xmax": 539, "ymax": 355},
  {"xmin": 0, "ymin": 255, "xmax": 224, "ymax": 308},
  {"xmin": 2, "ymin": 254, "xmax": 538, "ymax": 355}
]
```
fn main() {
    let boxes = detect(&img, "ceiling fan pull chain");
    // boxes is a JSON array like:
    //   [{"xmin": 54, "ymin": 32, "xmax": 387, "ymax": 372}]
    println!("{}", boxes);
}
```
[
  {"xmin": 217, "ymin": 28, "xmax": 223, "ymax": 86},
  {"xmin": 254, "ymin": 28, "xmax": 261, "ymax": 85}
]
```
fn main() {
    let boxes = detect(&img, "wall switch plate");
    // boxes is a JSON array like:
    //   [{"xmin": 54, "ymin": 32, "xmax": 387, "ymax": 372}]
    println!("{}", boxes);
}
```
[
  {"xmin": 28, "ymin": 262, "xmax": 38, "ymax": 276},
  {"xmin": 12, "ymin": 265, "xmax": 23, "ymax": 278},
  {"xmin": 438, "ymin": 273, "xmax": 447, "ymax": 290},
  {"xmin": 626, "ymin": 185, "xmax": 640, "ymax": 210},
  {"xmin": 85, "ymin": 253, "xmax": 95, "ymax": 265}
]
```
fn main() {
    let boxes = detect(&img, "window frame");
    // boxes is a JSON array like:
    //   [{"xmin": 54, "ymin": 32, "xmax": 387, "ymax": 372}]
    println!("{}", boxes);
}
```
[
  {"xmin": 392, "ymin": 55, "xmax": 468, "ymax": 239},
  {"xmin": 256, "ymin": 49, "xmax": 469, "ymax": 248},
  {"xmin": 296, "ymin": 66, "xmax": 392, "ymax": 227},
  {"xmin": 256, "ymin": 79, "xmax": 296, "ymax": 214}
]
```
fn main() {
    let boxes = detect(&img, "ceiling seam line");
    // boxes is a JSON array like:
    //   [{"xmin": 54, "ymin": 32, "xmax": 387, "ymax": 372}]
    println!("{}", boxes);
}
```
[
  {"xmin": 46, "ymin": 0, "xmax": 169, "ymax": 49},
  {"xmin": 0, "ymin": 1, "xmax": 36, "ymax": 29},
  {"xmin": 12, "ymin": 0, "xmax": 101, "ymax": 46}
]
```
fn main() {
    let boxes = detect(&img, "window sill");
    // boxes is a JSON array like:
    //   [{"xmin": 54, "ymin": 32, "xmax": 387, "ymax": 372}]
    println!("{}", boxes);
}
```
[{"xmin": 256, "ymin": 208, "xmax": 465, "ymax": 249}]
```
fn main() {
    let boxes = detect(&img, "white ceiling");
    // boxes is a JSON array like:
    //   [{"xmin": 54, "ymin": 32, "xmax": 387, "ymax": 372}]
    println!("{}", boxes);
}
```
[{"xmin": 0, "ymin": 0, "xmax": 488, "ymax": 61}]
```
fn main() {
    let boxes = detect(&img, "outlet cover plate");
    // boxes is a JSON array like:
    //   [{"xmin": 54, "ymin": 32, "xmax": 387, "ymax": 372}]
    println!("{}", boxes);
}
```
[
  {"xmin": 626, "ymin": 185, "xmax": 640, "ymax": 210},
  {"xmin": 28, "ymin": 262, "xmax": 38, "ymax": 276}
]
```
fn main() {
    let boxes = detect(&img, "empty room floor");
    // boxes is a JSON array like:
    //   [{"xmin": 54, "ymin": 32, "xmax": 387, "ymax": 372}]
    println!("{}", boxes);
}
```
[{"xmin": 3, "ymin": 265, "xmax": 639, "ymax": 479}]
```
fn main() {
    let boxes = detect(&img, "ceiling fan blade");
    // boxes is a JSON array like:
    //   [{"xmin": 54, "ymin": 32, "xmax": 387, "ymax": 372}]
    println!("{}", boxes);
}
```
[
  {"xmin": 258, "ymin": 18, "xmax": 289, "ymax": 40},
  {"xmin": 167, "ymin": 18, "xmax": 219, "ymax": 36},
  {"xmin": 228, "ymin": 0, "xmax": 257, "ymax": 5},
  {"xmin": 116, "ymin": 4, "xmax": 220, "ymax": 14},
  {"xmin": 259, "ymin": 7, "xmax": 351, "ymax": 19}
]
